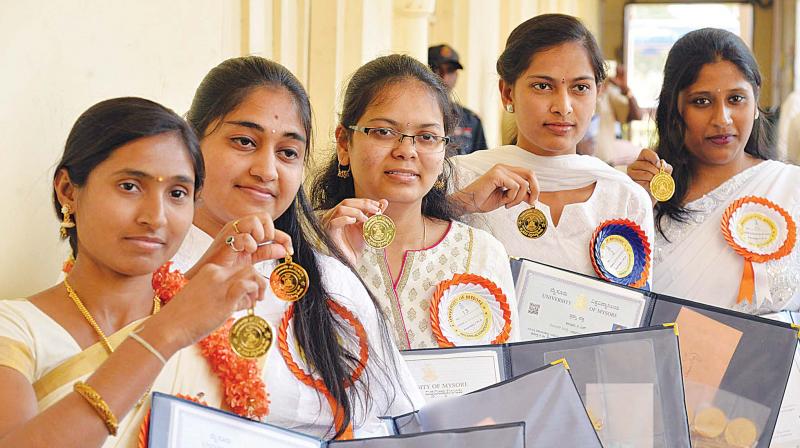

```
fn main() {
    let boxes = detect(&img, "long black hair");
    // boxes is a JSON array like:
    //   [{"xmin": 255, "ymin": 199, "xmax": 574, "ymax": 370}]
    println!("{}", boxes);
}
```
[
  {"xmin": 497, "ymin": 14, "xmax": 606, "ymax": 87},
  {"xmin": 54, "ymin": 97, "xmax": 203, "ymax": 257},
  {"xmin": 311, "ymin": 54, "xmax": 460, "ymax": 222},
  {"xmin": 187, "ymin": 56, "xmax": 400, "ymax": 438},
  {"xmin": 654, "ymin": 28, "xmax": 775, "ymax": 236}
]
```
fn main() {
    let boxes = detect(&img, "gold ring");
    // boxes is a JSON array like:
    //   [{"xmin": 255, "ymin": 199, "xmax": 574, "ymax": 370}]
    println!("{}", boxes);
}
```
[{"xmin": 232, "ymin": 220, "xmax": 241, "ymax": 234}]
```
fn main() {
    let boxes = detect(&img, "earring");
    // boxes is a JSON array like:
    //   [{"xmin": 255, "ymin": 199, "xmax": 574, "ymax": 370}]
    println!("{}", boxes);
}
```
[
  {"xmin": 506, "ymin": 103, "xmax": 514, "ymax": 113},
  {"xmin": 433, "ymin": 178, "xmax": 445, "ymax": 190},
  {"xmin": 60, "ymin": 204, "xmax": 75, "ymax": 239},
  {"xmin": 337, "ymin": 164, "xmax": 351, "ymax": 178},
  {"xmin": 755, "ymin": 109, "xmax": 760, "ymax": 120}
]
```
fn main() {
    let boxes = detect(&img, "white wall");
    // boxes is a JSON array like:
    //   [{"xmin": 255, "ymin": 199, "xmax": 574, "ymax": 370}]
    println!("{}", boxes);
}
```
[{"xmin": 0, "ymin": 0, "xmax": 242, "ymax": 298}]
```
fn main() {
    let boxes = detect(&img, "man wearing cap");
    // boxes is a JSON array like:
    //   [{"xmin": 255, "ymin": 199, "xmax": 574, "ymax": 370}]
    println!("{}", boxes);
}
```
[{"xmin": 428, "ymin": 44, "xmax": 487, "ymax": 155}]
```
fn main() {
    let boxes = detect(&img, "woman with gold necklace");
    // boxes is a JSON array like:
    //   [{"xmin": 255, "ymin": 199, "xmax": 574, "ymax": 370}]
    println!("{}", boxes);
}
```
[
  {"xmin": 168, "ymin": 56, "xmax": 422, "ymax": 439},
  {"xmin": 312, "ymin": 54, "xmax": 519, "ymax": 350},
  {"xmin": 0, "ymin": 97, "xmax": 270, "ymax": 447}
]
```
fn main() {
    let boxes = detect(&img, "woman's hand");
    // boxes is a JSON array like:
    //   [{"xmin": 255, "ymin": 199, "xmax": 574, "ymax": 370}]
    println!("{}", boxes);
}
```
[
  {"xmin": 627, "ymin": 148, "xmax": 673, "ymax": 205},
  {"xmin": 451, "ymin": 164, "xmax": 540, "ymax": 213},
  {"xmin": 144, "ymin": 263, "xmax": 268, "ymax": 354},
  {"xmin": 186, "ymin": 214, "xmax": 293, "ymax": 278},
  {"xmin": 320, "ymin": 198, "xmax": 388, "ymax": 265}
]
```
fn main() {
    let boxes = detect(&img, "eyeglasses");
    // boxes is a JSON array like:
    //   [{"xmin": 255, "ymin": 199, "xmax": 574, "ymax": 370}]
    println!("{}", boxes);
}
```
[{"xmin": 347, "ymin": 126, "xmax": 450, "ymax": 152}]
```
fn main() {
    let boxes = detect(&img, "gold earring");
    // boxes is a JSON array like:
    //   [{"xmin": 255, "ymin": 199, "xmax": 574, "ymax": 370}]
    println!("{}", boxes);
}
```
[
  {"xmin": 337, "ymin": 164, "xmax": 351, "ymax": 179},
  {"xmin": 60, "ymin": 204, "xmax": 75, "ymax": 239},
  {"xmin": 433, "ymin": 177, "xmax": 445, "ymax": 190}
]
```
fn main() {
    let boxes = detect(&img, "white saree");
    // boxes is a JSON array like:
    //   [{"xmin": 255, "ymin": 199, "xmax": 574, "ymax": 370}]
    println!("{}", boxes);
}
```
[
  {"xmin": 452, "ymin": 145, "xmax": 655, "ymax": 281},
  {"xmin": 654, "ymin": 160, "xmax": 800, "ymax": 314}
]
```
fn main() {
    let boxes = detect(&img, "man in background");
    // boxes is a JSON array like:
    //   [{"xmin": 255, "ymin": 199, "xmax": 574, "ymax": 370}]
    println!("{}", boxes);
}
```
[{"xmin": 428, "ymin": 44, "xmax": 487, "ymax": 155}]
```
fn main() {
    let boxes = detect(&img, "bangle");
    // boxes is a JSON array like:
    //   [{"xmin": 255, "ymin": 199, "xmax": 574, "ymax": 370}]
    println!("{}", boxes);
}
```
[
  {"xmin": 129, "ymin": 331, "xmax": 167, "ymax": 365},
  {"xmin": 74, "ymin": 381, "xmax": 118, "ymax": 436}
]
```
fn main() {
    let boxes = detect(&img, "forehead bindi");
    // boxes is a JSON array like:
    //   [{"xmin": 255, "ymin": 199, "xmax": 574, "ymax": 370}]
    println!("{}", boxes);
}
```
[{"xmin": 688, "ymin": 61, "xmax": 753, "ymax": 95}]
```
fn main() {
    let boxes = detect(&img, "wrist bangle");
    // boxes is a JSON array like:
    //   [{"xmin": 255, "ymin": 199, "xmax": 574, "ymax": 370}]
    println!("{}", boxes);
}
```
[
  {"xmin": 74, "ymin": 381, "xmax": 118, "ymax": 436},
  {"xmin": 129, "ymin": 330, "xmax": 167, "ymax": 365}
]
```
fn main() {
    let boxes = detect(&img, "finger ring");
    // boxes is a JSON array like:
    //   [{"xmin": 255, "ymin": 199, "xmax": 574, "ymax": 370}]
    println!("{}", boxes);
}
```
[
  {"xmin": 232, "ymin": 219, "xmax": 241, "ymax": 234},
  {"xmin": 226, "ymin": 235, "xmax": 243, "ymax": 252}
]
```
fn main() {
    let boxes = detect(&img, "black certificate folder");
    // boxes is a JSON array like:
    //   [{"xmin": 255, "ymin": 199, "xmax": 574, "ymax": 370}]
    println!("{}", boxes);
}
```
[
  {"xmin": 330, "ymin": 422, "xmax": 526, "ymax": 448},
  {"xmin": 648, "ymin": 295, "xmax": 799, "ymax": 448},
  {"xmin": 512, "ymin": 258, "xmax": 654, "ymax": 341},
  {"xmin": 392, "ymin": 363, "xmax": 603, "ymax": 448}
]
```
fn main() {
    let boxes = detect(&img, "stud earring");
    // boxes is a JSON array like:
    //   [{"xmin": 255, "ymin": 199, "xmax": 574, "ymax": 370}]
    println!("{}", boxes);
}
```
[
  {"xmin": 506, "ymin": 103, "xmax": 514, "ymax": 113},
  {"xmin": 755, "ymin": 109, "xmax": 760, "ymax": 120},
  {"xmin": 433, "ymin": 177, "xmax": 445, "ymax": 190},
  {"xmin": 337, "ymin": 164, "xmax": 351, "ymax": 179},
  {"xmin": 60, "ymin": 204, "xmax": 75, "ymax": 239}
]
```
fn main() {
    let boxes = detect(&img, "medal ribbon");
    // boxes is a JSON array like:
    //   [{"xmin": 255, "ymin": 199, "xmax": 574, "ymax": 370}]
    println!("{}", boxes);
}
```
[
  {"xmin": 278, "ymin": 299, "xmax": 369, "ymax": 440},
  {"xmin": 720, "ymin": 196, "xmax": 796, "ymax": 306}
]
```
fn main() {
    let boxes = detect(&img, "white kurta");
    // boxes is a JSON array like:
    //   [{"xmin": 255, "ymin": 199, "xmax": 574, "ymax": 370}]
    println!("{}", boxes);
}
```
[
  {"xmin": 452, "ymin": 145, "xmax": 655, "ymax": 281},
  {"xmin": 655, "ymin": 160, "xmax": 800, "ymax": 314},
  {"xmin": 355, "ymin": 220, "xmax": 519, "ymax": 350},
  {"xmin": 172, "ymin": 225, "xmax": 423, "ymax": 438}
]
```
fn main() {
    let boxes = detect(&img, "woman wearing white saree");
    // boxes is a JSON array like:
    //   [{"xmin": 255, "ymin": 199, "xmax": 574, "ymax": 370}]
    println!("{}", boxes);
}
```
[
  {"xmin": 0, "ymin": 98, "xmax": 270, "ymax": 448},
  {"xmin": 170, "ymin": 56, "xmax": 422, "ymax": 439},
  {"xmin": 627, "ymin": 28, "xmax": 800, "ymax": 314},
  {"xmin": 451, "ymin": 14, "xmax": 654, "ymax": 287}
]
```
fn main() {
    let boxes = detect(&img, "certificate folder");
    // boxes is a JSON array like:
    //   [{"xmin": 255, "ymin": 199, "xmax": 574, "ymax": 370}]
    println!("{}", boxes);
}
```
[
  {"xmin": 403, "ymin": 325, "xmax": 690, "ymax": 447},
  {"xmin": 647, "ymin": 294, "xmax": 799, "ymax": 448},
  {"xmin": 149, "ymin": 393, "xmax": 526, "ymax": 448},
  {"xmin": 391, "ymin": 363, "xmax": 603, "ymax": 448},
  {"xmin": 329, "ymin": 422, "xmax": 526, "ymax": 447},
  {"xmin": 512, "ymin": 258, "xmax": 654, "ymax": 340}
]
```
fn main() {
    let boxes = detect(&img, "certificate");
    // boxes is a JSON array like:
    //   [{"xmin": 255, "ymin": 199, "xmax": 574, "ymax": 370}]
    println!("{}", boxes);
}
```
[
  {"xmin": 402, "ymin": 350, "xmax": 503, "ymax": 402},
  {"xmin": 148, "ymin": 393, "xmax": 323, "ymax": 448},
  {"xmin": 515, "ymin": 261, "xmax": 648, "ymax": 340},
  {"xmin": 763, "ymin": 312, "xmax": 800, "ymax": 447}
]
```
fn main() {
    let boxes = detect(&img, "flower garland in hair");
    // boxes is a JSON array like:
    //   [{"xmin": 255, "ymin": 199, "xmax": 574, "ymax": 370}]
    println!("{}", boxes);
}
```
[{"xmin": 151, "ymin": 262, "xmax": 270, "ymax": 420}]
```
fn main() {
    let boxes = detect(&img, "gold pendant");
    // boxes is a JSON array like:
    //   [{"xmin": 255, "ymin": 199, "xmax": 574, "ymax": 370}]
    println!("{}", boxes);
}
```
[
  {"xmin": 270, "ymin": 255, "xmax": 309, "ymax": 302},
  {"xmin": 229, "ymin": 309, "xmax": 273, "ymax": 358},
  {"xmin": 363, "ymin": 212, "xmax": 396, "ymax": 249},
  {"xmin": 517, "ymin": 207, "xmax": 547, "ymax": 239},
  {"xmin": 649, "ymin": 165, "xmax": 675, "ymax": 202}
]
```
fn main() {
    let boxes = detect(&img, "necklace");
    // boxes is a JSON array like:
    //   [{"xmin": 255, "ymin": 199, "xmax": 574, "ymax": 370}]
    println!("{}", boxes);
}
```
[
  {"xmin": 64, "ymin": 279, "xmax": 161, "ymax": 354},
  {"xmin": 421, "ymin": 216, "xmax": 427, "ymax": 249}
]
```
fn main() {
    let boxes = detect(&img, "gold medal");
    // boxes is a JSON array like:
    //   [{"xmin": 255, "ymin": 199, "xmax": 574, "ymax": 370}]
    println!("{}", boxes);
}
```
[
  {"xmin": 650, "ymin": 163, "xmax": 676, "ymax": 202},
  {"xmin": 693, "ymin": 407, "xmax": 727, "ymax": 439},
  {"xmin": 229, "ymin": 309, "xmax": 273, "ymax": 358},
  {"xmin": 724, "ymin": 418, "xmax": 758, "ymax": 447},
  {"xmin": 270, "ymin": 255, "xmax": 309, "ymax": 302},
  {"xmin": 363, "ymin": 212, "xmax": 396, "ymax": 249},
  {"xmin": 517, "ymin": 207, "xmax": 547, "ymax": 239}
]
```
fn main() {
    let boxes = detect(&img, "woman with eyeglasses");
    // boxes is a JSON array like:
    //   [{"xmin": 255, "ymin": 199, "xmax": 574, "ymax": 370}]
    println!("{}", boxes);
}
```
[{"xmin": 312, "ymin": 54, "xmax": 519, "ymax": 350}]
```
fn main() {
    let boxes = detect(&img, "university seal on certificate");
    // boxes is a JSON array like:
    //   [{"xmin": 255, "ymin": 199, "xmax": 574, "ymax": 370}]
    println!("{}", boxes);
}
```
[{"xmin": 430, "ymin": 273, "xmax": 512, "ymax": 347}]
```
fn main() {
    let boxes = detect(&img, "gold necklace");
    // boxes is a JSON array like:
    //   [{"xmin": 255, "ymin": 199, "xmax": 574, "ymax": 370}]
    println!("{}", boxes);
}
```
[{"xmin": 64, "ymin": 279, "xmax": 161, "ymax": 354}]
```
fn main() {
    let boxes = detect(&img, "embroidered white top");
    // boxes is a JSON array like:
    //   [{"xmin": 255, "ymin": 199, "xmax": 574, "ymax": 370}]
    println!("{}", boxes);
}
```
[
  {"xmin": 355, "ymin": 220, "xmax": 519, "ymax": 350},
  {"xmin": 655, "ymin": 160, "xmax": 800, "ymax": 314}
]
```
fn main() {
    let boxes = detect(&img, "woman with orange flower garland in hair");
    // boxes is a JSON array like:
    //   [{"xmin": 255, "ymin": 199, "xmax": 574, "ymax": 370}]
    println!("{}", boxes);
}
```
[
  {"xmin": 627, "ymin": 28, "xmax": 800, "ymax": 314},
  {"xmin": 0, "ymin": 97, "xmax": 271, "ymax": 448},
  {"xmin": 312, "ymin": 54, "xmax": 519, "ymax": 350},
  {"xmin": 167, "ymin": 56, "xmax": 421, "ymax": 439}
]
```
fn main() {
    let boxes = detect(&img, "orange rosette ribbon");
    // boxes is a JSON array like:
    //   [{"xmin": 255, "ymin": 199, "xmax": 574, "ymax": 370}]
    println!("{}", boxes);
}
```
[
  {"xmin": 430, "ymin": 273, "xmax": 512, "ymax": 348},
  {"xmin": 278, "ymin": 299, "xmax": 369, "ymax": 440},
  {"xmin": 721, "ymin": 196, "xmax": 796, "ymax": 307}
]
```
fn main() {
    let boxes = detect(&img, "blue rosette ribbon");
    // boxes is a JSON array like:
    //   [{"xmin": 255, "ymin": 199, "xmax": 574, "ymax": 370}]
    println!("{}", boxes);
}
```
[{"xmin": 590, "ymin": 219, "xmax": 651, "ymax": 290}]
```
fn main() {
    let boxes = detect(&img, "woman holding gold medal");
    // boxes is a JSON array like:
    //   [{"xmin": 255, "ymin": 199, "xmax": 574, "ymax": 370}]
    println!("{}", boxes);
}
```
[
  {"xmin": 451, "ymin": 14, "xmax": 655, "ymax": 289},
  {"xmin": 167, "ymin": 56, "xmax": 422, "ymax": 440},
  {"xmin": 627, "ymin": 28, "xmax": 800, "ymax": 314},
  {"xmin": 313, "ymin": 54, "xmax": 519, "ymax": 350},
  {"xmin": 0, "ymin": 98, "xmax": 272, "ymax": 447}
]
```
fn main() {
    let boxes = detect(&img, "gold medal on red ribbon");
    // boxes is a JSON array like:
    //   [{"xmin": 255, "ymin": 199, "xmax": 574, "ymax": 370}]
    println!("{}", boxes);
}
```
[
  {"xmin": 270, "ymin": 255, "xmax": 309, "ymax": 302},
  {"xmin": 517, "ymin": 207, "xmax": 547, "ymax": 239},
  {"xmin": 363, "ymin": 212, "xmax": 396, "ymax": 249},
  {"xmin": 650, "ymin": 164, "xmax": 675, "ymax": 202},
  {"xmin": 229, "ymin": 308, "xmax": 273, "ymax": 358}
]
